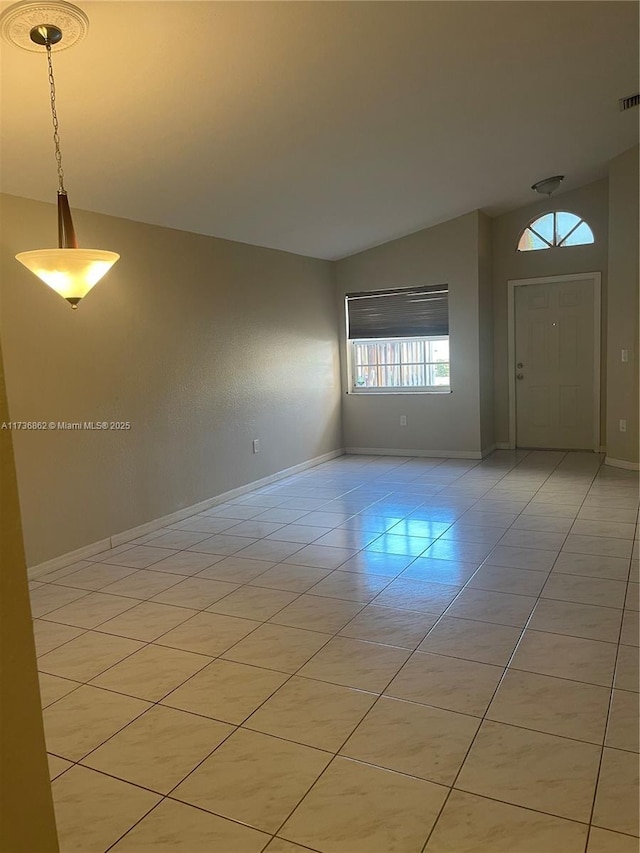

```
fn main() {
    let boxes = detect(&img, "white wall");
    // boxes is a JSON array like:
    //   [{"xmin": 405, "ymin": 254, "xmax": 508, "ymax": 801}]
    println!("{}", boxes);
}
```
[
  {"xmin": 606, "ymin": 146, "xmax": 639, "ymax": 466},
  {"xmin": 335, "ymin": 211, "xmax": 485, "ymax": 456},
  {"xmin": 1, "ymin": 194, "xmax": 342, "ymax": 566}
]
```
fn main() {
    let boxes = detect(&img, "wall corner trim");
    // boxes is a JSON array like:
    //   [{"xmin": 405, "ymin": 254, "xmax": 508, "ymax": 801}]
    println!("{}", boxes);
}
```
[
  {"xmin": 604, "ymin": 456, "xmax": 640, "ymax": 471},
  {"xmin": 27, "ymin": 448, "xmax": 345, "ymax": 579}
]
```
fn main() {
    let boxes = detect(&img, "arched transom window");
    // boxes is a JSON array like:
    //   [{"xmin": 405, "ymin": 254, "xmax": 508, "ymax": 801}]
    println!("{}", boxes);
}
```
[{"xmin": 517, "ymin": 211, "xmax": 595, "ymax": 252}]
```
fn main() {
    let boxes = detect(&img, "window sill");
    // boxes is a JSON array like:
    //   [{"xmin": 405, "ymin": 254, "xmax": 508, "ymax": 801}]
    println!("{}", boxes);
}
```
[{"xmin": 347, "ymin": 389, "xmax": 452, "ymax": 396}]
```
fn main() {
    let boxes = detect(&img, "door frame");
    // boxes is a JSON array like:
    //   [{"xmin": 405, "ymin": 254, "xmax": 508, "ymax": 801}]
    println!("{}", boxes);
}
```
[{"xmin": 507, "ymin": 272, "xmax": 602, "ymax": 452}]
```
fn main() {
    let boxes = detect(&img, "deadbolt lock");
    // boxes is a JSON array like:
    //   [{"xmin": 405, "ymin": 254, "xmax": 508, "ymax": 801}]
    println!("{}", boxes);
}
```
[{"xmin": 517, "ymin": 362, "xmax": 524, "ymax": 369}]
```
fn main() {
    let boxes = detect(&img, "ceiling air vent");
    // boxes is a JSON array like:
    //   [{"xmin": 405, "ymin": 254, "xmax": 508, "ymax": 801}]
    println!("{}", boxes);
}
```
[{"xmin": 619, "ymin": 93, "xmax": 640, "ymax": 111}]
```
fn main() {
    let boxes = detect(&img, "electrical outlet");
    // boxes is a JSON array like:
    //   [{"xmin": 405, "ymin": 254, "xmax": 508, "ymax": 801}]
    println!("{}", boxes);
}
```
[
  {"xmin": 252, "ymin": 439, "xmax": 260, "ymax": 453},
  {"xmin": 619, "ymin": 420, "xmax": 627, "ymax": 433},
  {"xmin": 400, "ymin": 415, "xmax": 407, "ymax": 426},
  {"xmin": 621, "ymin": 349, "xmax": 629, "ymax": 363}
]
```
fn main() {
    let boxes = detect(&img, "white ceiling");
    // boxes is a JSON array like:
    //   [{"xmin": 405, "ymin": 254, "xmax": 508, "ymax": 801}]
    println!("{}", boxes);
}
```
[{"xmin": 1, "ymin": 1, "xmax": 638, "ymax": 259}]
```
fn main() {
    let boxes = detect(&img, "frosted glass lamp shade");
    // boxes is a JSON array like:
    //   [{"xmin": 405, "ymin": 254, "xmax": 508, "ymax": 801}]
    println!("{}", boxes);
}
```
[{"xmin": 15, "ymin": 248, "xmax": 119, "ymax": 307}]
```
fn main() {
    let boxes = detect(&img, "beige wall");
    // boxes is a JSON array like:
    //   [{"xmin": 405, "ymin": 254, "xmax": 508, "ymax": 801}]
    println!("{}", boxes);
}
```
[
  {"xmin": 491, "ymin": 179, "xmax": 609, "ymax": 446},
  {"xmin": 4, "ymin": 162, "xmax": 635, "ymax": 571},
  {"xmin": 0, "ymin": 339, "xmax": 59, "ymax": 851},
  {"xmin": 1, "ymin": 194, "xmax": 342, "ymax": 567},
  {"xmin": 335, "ymin": 211, "xmax": 485, "ymax": 455},
  {"xmin": 478, "ymin": 212, "xmax": 494, "ymax": 452},
  {"xmin": 606, "ymin": 146, "xmax": 639, "ymax": 465}
]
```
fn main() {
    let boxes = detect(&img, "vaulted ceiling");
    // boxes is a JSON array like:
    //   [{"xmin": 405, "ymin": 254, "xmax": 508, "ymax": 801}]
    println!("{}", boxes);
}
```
[{"xmin": 1, "ymin": 1, "xmax": 638, "ymax": 259}]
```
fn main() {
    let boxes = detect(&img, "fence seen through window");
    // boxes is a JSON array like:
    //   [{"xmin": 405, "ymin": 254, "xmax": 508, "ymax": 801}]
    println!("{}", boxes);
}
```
[{"xmin": 352, "ymin": 336, "xmax": 450, "ymax": 391}]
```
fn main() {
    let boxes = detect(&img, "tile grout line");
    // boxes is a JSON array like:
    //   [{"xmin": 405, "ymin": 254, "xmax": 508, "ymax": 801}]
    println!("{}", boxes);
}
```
[
  {"xmin": 34, "ymin": 451, "xmax": 639, "ymax": 850},
  {"xmin": 432, "ymin": 452, "xmax": 638, "ymax": 851},
  {"xmin": 418, "ymin": 451, "xmax": 612, "ymax": 851},
  {"xmin": 64, "ymin": 459, "xmax": 490, "ymax": 850},
  {"xmin": 581, "ymin": 522, "xmax": 636, "ymax": 853},
  {"xmin": 273, "ymin": 451, "xmax": 572, "ymax": 848},
  {"xmin": 416, "ymin": 450, "xmax": 582, "ymax": 851}
]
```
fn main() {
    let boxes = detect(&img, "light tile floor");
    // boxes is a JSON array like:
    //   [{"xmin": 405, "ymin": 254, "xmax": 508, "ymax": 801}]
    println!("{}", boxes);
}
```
[{"xmin": 30, "ymin": 450, "xmax": 639, "ymax": 853}]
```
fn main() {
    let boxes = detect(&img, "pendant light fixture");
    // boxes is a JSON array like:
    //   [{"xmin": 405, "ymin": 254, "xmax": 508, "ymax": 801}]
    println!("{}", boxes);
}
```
[{"xmin": 1, "ymin": 1, "xmax": 119, "ymax": 309}]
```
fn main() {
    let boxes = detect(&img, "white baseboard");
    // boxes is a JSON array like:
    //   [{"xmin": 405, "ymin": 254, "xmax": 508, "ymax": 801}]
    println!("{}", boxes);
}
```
[
  {"xmin": 345, "ymin": 446, "xmax": 485, "ymax": 460},
  {"xmin": 29, "ymin": 538, "xmax": 113, "ymax": 579},
  {"xmin": 28, "ymin": 448, "xmax": 345, "ymax": 580},
  {"xmin": 493, "ymin": 442, "xmax": 605, "ymax": 454},
  {"xmin": 481, "ymin": 444, "xmax": 497, "ymax": 458},
  {"xmin": 605, "ymin": 457, "xmax": 640, "ymax": 471}
]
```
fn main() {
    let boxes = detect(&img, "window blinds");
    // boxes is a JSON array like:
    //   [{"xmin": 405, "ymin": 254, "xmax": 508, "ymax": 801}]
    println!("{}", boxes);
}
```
[{"xmin": 346, "ymin": 285, "xmax": 449, "ymax": 339}]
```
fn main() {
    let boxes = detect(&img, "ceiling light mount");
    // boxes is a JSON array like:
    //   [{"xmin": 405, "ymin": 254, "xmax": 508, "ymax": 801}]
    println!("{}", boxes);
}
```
[
  {"xmin": 0, "ymin": 1, "xmax": 88, "ymax": 51},
  {"xmin": 531, "ymin": 175, "xmax": 564, "ymax": 197},
  {"xmin": 29, "ymin": 23, "xmax": 63, "ymax": 46}
]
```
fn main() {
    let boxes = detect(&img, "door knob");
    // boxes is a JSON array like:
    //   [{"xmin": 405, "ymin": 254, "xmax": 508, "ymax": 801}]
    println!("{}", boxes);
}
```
[{"xmin": 517, "ymin": 374, "xmax": 524, "ymax": 380}]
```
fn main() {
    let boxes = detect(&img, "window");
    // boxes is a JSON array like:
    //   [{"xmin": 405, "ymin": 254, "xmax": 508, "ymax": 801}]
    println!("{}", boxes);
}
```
[
  {"xmin": 517, "ymin": 211, "xmax": 594, "ymax": 252},
  {"xmin": 352, "ymin": 337, "xmax": 450, "ymax": 390},
  {"xmin": 346, "ymin": 285, "xmax": 450, "ymax": 392}
]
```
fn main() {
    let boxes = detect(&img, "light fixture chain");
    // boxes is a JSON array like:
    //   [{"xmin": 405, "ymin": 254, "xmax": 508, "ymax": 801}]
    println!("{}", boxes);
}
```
[{"xmin": 45, "ymin": 41, "xmax": 65, "ymax": 192}]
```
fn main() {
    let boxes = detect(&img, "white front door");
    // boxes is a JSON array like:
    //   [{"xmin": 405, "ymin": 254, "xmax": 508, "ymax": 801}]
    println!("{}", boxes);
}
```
[{"xmin": 515, "ymin": 277, "xmax": 597, "ymax": 450}]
